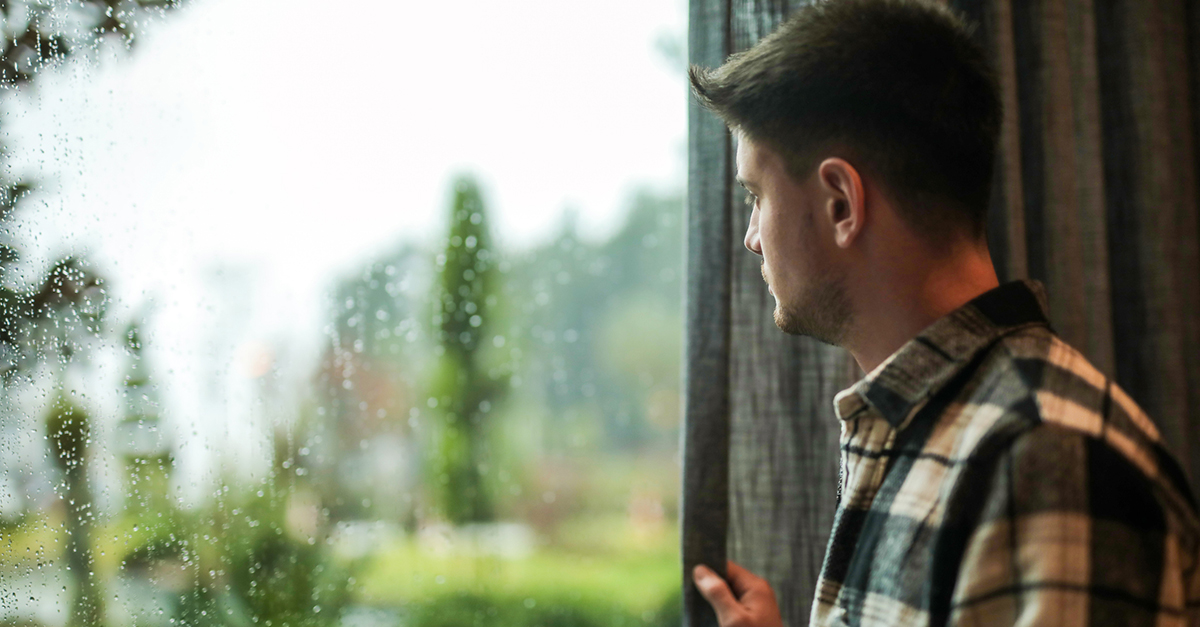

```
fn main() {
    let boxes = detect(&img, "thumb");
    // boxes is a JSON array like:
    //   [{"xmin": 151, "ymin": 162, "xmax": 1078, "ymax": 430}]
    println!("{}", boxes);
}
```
[{"xmin": 693, "ymin": 564, "xmax": 742, "ymax": 624}]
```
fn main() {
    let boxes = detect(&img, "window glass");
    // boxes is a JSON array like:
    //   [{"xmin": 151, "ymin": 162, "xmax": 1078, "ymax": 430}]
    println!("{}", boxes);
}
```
[{"xmin": 0, "ymin": 1, "xmax": 686, "ymax": 625}]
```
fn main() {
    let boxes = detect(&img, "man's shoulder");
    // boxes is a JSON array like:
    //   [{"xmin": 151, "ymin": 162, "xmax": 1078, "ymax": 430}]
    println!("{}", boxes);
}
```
[
  {"xmin": 951, "ymin": 327, "xmax": 1199, "ymax": 530},
  {"xmin": 978, "ymin": 326, "xmax": 1156, "ymax": 437},
  {"xmin": 943, "ymin": 414, "xmax": 1200, "ymax": 625}
]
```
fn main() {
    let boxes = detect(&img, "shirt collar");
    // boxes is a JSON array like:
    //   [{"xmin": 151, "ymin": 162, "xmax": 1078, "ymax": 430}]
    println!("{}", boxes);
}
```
[{"xmin": 833, "ymin": 279, "xmax": 1052, "ymax": 429}]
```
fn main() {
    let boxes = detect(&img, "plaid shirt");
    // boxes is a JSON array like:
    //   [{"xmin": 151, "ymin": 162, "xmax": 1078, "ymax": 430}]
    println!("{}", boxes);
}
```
[{"xmin": 810, "ymin": 280, "xmax": 1200, "ymax": 627}]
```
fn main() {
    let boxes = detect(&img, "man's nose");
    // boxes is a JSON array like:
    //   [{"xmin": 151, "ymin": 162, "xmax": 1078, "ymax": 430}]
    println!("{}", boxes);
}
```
[{"xmin": 744, "ymin": 209, "xmax": 762, "ymax": 255}]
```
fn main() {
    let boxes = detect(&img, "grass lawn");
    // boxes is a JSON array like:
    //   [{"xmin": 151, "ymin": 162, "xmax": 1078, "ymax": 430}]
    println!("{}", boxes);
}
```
[{"xmin": 356, "ymin": 514, "xmax": 680, "ymax": 619}]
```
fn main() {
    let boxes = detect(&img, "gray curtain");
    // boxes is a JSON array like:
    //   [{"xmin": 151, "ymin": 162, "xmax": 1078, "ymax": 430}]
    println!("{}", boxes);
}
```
[{"xmin": 682, "ymin": 1, "xmax": 1200, "ymax": 626}]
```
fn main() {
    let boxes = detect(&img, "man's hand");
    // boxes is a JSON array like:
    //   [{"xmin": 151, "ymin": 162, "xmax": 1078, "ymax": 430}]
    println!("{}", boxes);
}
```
[{"xmin": 692, "ymin": 561, "xmax": 783, "ymax": 627}]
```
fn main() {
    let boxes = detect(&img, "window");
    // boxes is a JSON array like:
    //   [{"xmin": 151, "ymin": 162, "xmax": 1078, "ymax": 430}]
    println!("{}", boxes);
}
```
[{"xmin": 0, "ymin": 1, "xmax": 687, "ymax": 625}]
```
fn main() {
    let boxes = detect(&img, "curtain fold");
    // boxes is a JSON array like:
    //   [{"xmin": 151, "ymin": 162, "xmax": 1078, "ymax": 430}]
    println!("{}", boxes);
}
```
[
  {"xmin": 962, "ymin": 0, "xmax": 1200, "ymax": 483},
  {"xmin": 683, "ymin": 1, "xmax": 734, "ymax": 625},
  {"xmin": 684, "ymin": 1, "xmax": 1200, "ymax": 625}
]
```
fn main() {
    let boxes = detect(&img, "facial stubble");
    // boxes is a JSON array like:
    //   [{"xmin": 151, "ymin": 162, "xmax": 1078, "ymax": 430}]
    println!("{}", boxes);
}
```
[{"xmin": 767, "ymin": 264, "xmax": 853, "ymax": 346}]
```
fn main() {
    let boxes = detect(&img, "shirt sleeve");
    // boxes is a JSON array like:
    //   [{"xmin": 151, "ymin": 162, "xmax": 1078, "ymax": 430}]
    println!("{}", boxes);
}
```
[{"xmin": 945, "ymin": 422, "xmax": 1200, "ymax": 627}]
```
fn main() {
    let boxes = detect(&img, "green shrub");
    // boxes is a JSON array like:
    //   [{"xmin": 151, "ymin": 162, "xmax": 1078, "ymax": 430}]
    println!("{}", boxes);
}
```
[{"xmin": 406, "ymin": 590, "xmax": 682, "ymax": 627}]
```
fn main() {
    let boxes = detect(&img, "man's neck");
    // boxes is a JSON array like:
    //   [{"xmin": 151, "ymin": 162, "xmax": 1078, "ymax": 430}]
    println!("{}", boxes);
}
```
[{"xmin": 845, "ymin": 246, "xmax": 1000, "ymax": 375}]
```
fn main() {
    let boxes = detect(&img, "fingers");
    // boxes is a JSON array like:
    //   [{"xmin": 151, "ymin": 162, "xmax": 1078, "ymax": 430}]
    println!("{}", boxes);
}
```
[
  {"xmin": 692, "ymin": 564, "xmax": 741, "ymax": 625},
  {"xmin": 725, "ymin": 560, "xmax": 763, "ymax": 597},
  {"xmin": 694, "ymin": 561, "xmax": 783, "ymax": 627},
  {"xmin": 729, "ymin": 561, "xmax": 780, "ymax": 614}
]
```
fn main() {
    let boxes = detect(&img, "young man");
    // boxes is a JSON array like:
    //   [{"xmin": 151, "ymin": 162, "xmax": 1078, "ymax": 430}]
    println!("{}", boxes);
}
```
[{"xmin": 686, "ymin": 1, "xmax": 1200, "ymax": 626}]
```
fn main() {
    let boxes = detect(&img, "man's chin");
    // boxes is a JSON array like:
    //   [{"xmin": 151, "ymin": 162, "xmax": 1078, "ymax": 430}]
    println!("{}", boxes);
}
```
[
  {"xmin": 772, "ymin": 303, "xmax": 804, "ymax": 336},
  {"xmin": 773, "ymin": 302, "xmax": 848, "ymax": 347}
]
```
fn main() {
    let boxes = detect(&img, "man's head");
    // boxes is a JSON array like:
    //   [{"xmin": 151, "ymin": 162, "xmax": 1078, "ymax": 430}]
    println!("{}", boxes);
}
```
[
  {"xmin": 735, "ymin": 133, "xmax": 857, "ymax": 342},
  {"xmin": 690, "ymin": 0, "xmax": 1000, "ymax": 342}
]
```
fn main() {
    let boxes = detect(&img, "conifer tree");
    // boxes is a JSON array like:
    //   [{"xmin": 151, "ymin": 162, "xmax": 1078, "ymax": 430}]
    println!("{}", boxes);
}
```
[{"xmin": 431, "ymin": 175, "xmax": 504, "ymax": 524}]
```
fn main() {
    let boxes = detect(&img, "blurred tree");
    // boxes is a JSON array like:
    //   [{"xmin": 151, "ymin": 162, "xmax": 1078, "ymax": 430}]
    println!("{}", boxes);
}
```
[
  {"xmin": 0, "ymin": 3, "xmax": 181, "ymax": 625},
  {"xmin": 315, "ymin": 246, "xmax": 425, "ymax": 521},
  {"xmin": 430, "ymin": 175, "xmax": 505, "ymax": 524},
  {"xmin": 502, "ymin": 189, "xmax": 684, "ymax": 452},
  {"xmin": 592, "ymin": 189, "xmax": 684, "ymax": 444},
  {"xmin": 117, "ymin": 322, "xmax": 174, "ymax": 522},
  {"xmin": 0, "ymin": 1, "xmax": 182, "ymax": 379},
  {"xmin": 46, "ymin": 394, "xmax": 102, "ymax": 627},
  {"xmin": 180, "ymin": 437, "xmax": 352, "ymax": 627}
]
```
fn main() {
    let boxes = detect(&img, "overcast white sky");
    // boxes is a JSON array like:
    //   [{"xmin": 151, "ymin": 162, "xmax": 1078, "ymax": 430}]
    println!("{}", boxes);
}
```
[
  {"xmin": 1, "ymin": 0, "xmax": 687, "ymax": 485},
  {"xmin": 10, "ymin": 0, "xmax": 687, "ymax": 279}
]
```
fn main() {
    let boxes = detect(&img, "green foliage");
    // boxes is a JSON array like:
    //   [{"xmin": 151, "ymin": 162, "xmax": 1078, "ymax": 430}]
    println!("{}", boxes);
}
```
[
  {"xmin": 0, "ymin": 0, "xmax": 184, "ymax": 382},
  {"xmin": 437, "ymin": 175, "xmax": 497, "ymax": 361},
  {"xmin": 2, "ymin": 5, "xmax": 689, "ymax": 626},
  {"xmin": 430, "ymin": 175, "xmax": 507, "ymax": 524},
  {"xmin": 108, "ymin": 482, "xmax": 354, "ymax": 627},
  {"xmin": 45, "ymin": 395, "xmax": 89, "ymax": 472},
  {"xmin": 102, "ymin": 415, "xmax": 353, "ymax": 627},
  {"xmin": 328, "ymin": 246, "xmax": 424, "ymax": 362},
  {"xmin": 356, "ymin": 515, "xmax": 679, "ymax": 617},
  {"xmin": 203, "ymin": 491, "xmax": 352, "ymax": 627},
  {"xmin": 1, "ymin": 257, "xmax": 105, "ymax": 382},
  {"xmin": 0, "ymin": 6, "xmax": 185, "ymax": 622},
  {"xmin": 499, "ymin": 189, "xmax": 684, "ymax": 452},
  {"xmin": 0, "ymin": 0, "xmax": 178, "ymax": 89},
  {"xmin": 406, "ymin": 590, "xmax": 682, "ymax": 627},
  {"xmin": 0, "ymin": 5, "xmax": 186, "ymax": 619},
  {"xmin": 45, "ymin": 396, "xmax": 105, "ymax": 627}
]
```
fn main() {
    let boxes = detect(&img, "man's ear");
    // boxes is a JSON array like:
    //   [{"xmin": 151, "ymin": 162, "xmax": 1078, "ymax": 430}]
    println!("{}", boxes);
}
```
[{"xmin": 817, "ymin": 158, "xmax": 865, "ymax": 249}]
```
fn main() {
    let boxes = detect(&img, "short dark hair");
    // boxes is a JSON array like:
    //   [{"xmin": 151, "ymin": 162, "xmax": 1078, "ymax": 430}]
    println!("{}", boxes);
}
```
[{"xmin": 690, "ymin": 0, "xmax": 1001, "ymax": 241}]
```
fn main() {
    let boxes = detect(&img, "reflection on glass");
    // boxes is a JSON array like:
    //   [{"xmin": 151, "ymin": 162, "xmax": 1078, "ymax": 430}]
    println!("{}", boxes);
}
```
[{"xmin": 1, "ymin": 0, "xmax": 685, "ymax": 625}]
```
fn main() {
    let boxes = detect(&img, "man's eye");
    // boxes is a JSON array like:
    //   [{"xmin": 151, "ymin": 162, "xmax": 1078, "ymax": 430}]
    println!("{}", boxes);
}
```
[{"xmin": 743, "ymin": 192, "xmax": 757, "ymax": 207}]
